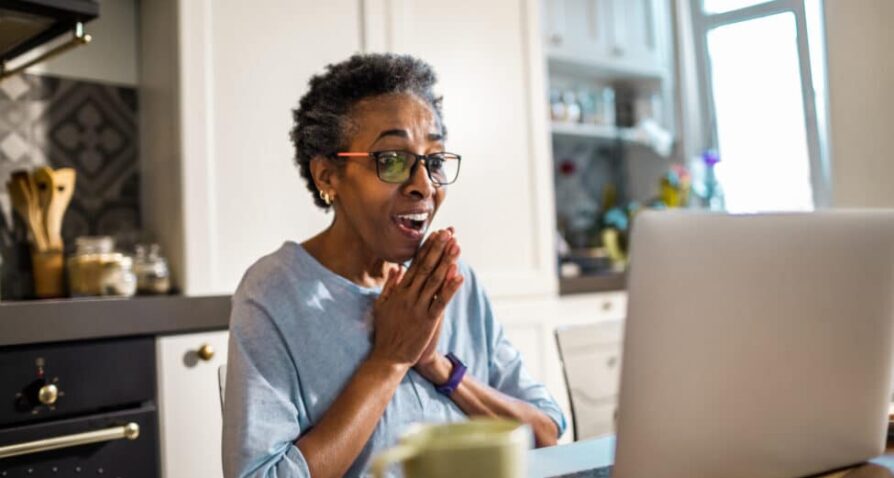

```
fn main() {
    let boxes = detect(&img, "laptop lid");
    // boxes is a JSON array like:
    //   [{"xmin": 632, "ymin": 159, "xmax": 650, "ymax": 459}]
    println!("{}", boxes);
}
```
[{"xmin": 613, "ymin": 211, "xmax": 894, "ymax": 478}]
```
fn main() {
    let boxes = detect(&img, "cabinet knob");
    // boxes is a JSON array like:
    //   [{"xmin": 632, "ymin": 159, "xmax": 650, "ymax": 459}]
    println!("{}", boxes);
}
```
[
  {"xmin": 549, "ymin": 34, "xmax": 563, "ymax": 46},
  {"xmin": 197, "ymin": 344, "xmax": 215, "ymax": 361},
  {"xmin": 611, "ymin": 46, "xmax": 624, "ymax": 57},
  {"xmin": 38, "ymin": 383, "xmax": 59, "ymax": 406}
]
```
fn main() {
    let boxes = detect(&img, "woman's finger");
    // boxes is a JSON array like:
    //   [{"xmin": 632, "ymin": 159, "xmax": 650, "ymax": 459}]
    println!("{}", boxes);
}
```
[
  {"xmin": 418, "ymin": 239, "xmax": 460, "ymax": 305},
  {"xmin": 428, "ymin": 272, "xmax": 464, "ymax": 317},
  {"xmin": 405, "ymin": 230, "xmax": 452, "ymax": 293},
  {"xmin": 400, "ymin": 230, "xmax": 443, "ymax": 288},
  {"xmin": 378, "ymin": 265, "xmax": 402, "ymax": 302}
]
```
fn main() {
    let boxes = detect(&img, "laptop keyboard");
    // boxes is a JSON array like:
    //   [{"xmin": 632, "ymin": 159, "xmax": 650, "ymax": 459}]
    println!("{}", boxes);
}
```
[{"xmin": 549, "ymin": 465, "xmax": 613, "ymax": 478}]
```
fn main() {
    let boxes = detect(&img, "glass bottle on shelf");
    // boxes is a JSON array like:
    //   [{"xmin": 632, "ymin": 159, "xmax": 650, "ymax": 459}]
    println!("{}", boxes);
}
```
[
  {"xmin": 550, "ymin": 88, "xmax": 567, "ymax": 122},
  {"xmin": 596, "ymin": 87, "xmax": 616, "ymax": 126},
  {"xmin": 134, "ymin": 243, "xmax": 172, "ymax": 295},
  {"xmin": 562, "ymin": 90, "xmax": 582, "ymax": 123},
  {"xmin": 578, "ymin": 87, "xmax": 598, "ymax": 124}
]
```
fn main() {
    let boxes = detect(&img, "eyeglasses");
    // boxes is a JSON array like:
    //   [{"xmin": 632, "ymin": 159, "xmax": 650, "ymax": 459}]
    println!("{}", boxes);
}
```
[{"xmin": 335, "ymin": 150, "xmax": 462, "ymax": 186}]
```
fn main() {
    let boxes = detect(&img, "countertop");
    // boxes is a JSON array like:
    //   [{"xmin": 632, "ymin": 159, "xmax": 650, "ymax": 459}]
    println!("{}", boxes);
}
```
[
  {"xmin": 0, "ymin": 295, "xmax": 231, "ymax": 347},
  {"xmin": 529, "ymin": 435, "xmax": 894, "ymax": 477}
]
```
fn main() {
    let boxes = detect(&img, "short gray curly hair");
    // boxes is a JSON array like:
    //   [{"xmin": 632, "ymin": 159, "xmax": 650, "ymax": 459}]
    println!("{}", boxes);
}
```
[{"xmin": 290, "ymin": 53, "xmax": 445, "ymax": 210}]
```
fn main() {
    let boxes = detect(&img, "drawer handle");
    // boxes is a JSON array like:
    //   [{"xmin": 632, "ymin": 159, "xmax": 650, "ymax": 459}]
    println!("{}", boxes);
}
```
[
  {"xmin": 197, "ymin": 343, "xmax": 215, "ymax": 361},
  {"xmin": 0, "ymin": 422, "xmax": 140, "ymax": 459}
]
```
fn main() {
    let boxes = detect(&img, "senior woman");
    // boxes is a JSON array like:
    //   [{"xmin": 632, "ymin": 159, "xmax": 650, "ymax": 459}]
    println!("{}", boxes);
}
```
[{"xmin": 222, "ymin": 53, "xmax": 566, "ymax": 478}]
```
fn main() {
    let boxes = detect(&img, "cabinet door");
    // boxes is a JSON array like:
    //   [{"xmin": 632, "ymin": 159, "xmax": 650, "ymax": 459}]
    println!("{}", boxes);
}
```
[
  {"xmin": 370, "ymin": 0, "xmax": 558, "ymax": 297},
  {"xmin": 157, "ymin": 331, "xmax": 229, "ymax": 478},
  {"xmin": 543, "ymin": 0, "xmax": 569, "ymax": 54},
  {"xmin": 545, "ymin": 0, "xmax": 671, "ymax": 74},
  {"xmin": 615, "ymin": 0, "xmax": 666, "ymax": 69},
  {"xmin": 545, "ymin": 0, "xmax": 614, "ymax": 61}
]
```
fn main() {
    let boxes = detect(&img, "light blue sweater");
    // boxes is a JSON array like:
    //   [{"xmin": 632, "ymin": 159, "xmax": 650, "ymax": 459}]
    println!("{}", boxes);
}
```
[{"xmin": 222, "ymin": 242, "xmax": 566, "ymax": 477}]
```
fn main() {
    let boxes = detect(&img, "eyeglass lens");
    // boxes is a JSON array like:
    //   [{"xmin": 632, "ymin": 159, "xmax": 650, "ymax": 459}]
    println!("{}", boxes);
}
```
[{"xmin": 375, "ymin": 151, "xmax": 459, "ymax": 185}]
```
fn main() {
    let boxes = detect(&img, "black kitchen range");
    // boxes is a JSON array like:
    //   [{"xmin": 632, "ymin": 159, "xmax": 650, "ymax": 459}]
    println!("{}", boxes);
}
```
[
  {"xmin": 0, "ymin": 296, "xmax": 230, "ymax": 478},
  {"xmin": 0, "ymin": 337, "xmax": 159, "ymax": 477}
]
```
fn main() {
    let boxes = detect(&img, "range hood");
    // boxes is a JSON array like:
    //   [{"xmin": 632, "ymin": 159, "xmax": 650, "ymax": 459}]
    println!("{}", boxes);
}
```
[{"xmin": 0, "ymin": 0, "xmax": 99, "ymax": 80}]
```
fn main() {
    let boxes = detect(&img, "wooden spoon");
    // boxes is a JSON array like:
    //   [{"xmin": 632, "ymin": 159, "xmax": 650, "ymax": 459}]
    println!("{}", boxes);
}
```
[
  {"xmin": 45, "ymin": 168, "xmax": 76, "ymax": 250},
  {"xmin": 33, "ymin": 166, "xmax": 55, "ymax": 247},
  {"xmin": 9, "ymin": 171, "xmax": 48, "ymax": 251}
]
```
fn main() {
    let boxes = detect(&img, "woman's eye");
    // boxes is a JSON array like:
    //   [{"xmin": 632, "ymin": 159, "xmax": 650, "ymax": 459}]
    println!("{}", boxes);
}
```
[{"xmin": 380, "ymin": 154, "xmax": 406, "ymax": 171}]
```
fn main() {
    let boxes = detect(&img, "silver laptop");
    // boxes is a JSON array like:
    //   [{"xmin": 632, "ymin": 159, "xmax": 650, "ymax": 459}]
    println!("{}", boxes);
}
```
[{"xmin": 612, "ymin": 210, "xmax": 894, "ymax": 478}]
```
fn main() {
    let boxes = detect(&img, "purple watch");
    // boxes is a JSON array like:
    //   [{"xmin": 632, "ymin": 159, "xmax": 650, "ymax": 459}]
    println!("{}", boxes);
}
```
[{"xmin": 434, "ymin": 353, "xmax": 467, "ymax": 396}]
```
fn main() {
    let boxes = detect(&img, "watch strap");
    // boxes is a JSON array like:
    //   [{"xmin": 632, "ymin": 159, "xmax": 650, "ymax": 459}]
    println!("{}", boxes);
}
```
[{"xmin": 435, "ymin": 352, "xmax": 467, "ymax": 396}]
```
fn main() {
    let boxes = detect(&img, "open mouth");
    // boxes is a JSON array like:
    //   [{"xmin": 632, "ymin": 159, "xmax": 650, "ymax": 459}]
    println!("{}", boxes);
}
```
[{"xmin": 393, "ymin": 211, "xmax": 430, "ymax": 238}]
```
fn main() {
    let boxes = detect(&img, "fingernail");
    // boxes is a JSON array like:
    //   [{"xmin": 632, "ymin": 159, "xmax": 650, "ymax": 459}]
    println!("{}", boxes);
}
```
[{"xmin": 450, "ymin": 244, "xmax": 460, "ymax": 256}]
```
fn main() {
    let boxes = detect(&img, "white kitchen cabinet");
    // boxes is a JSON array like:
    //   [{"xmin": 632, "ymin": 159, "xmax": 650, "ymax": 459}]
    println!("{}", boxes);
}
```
[
  {"xmin": 494, "ymin": 292, "xmax": 626, "ymax": 442},
  {"xmin": 615, "ymin": 0, "xmax": 669, "ymax": 70},
  {"xmin": 156, "ymin": 330, "xmax": 229, "ymax": 478},
  {"xmin": 545, "ymin": 0, "xmax": 614, "ymax": 61},
  {"xmin": 544, "ymin": 0, "xmax": 672, "ymax": 76}
]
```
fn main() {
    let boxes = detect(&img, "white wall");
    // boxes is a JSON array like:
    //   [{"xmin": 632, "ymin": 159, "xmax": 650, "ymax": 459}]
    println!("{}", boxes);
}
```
[
  {"xmin": 27, "ymin": 0, "xmax": 139, "ymax": 86},
  {"xmin": 824, "ymin": 0, "xmax": 894, "ymax": 208},
  {"xmin": 140, "ymin": 0, "xmax": 362, "ymax": 295}
]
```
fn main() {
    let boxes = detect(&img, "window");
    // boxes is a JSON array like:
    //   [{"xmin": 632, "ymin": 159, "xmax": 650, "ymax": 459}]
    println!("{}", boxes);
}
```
[{"xmin": 691, "ymin": 0, "xmax": 829, "ymax": 213}]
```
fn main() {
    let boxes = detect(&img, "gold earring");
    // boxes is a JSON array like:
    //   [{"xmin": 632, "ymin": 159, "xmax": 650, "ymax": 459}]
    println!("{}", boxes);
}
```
[{"xmin": 320, "ymin": 191, "xmax": 332, "ymax": 206}]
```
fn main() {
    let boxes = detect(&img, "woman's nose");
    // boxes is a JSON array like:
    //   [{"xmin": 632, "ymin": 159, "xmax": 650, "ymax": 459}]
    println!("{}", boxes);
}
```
[{"xmin": 403, "ymin": 159, "xmax": 436, "ymax": 199}]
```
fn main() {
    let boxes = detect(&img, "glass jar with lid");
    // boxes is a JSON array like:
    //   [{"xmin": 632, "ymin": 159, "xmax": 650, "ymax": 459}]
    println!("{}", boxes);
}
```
[
  {"xmin": 67, "ymin": 236, "xmax": 137, "ymax": 297},
  {"xmin": 134, "ymin": 243, "xmax": 171, "ymax": 295}
]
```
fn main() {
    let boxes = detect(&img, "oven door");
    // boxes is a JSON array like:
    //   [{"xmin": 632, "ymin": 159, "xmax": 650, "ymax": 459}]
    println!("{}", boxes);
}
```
[{"xmin": 0, "ymin": 404, "xmax": 158, "ymax": 477}]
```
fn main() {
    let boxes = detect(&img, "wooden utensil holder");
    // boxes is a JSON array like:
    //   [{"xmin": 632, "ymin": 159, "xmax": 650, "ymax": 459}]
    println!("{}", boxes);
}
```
[{"xmin": 32, "ymin": 249, "xmax": 65, "ymax": 298}]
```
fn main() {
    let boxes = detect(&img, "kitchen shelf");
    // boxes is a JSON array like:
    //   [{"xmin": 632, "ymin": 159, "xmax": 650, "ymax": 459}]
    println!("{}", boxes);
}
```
[
  {"xmin": 551, "ymin": 122, "xmax": 648, "ymax": 146},
  {"xmin": 559, "ymin": 271, "xmax": 627, "ymax": 295},
  {"xmin": 547, "ymin": 54, "xmax": 669, "ymax": 84}
]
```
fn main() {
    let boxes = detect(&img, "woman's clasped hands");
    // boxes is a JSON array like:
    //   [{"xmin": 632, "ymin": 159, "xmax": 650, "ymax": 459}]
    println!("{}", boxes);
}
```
[{"xmin": 371, "ymin": 228, "xmax": 463, "ymax": 371}]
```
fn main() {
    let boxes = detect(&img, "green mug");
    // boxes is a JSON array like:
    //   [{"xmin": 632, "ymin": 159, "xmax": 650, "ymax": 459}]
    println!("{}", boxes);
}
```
[{"xmin": 371, "ymin": 418, "xmax": 531, "ymax": 478}]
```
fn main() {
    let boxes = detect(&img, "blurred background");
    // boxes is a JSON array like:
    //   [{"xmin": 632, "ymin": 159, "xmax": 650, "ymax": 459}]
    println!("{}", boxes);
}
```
[{"xmin": 0, "ymin": 0, "xmax": 891, "ymax": 475}]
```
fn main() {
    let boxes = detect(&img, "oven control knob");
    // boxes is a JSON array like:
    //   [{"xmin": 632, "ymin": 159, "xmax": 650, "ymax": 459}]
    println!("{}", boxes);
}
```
[{"xmin": 38, "ymin": 383, "xmax": 59, "ymax": 405}]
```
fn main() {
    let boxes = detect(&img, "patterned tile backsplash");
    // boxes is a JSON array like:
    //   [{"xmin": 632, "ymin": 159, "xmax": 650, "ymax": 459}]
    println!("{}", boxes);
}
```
[{"xmin": 0, "ymin": 73, "xmax": 140, "ymax": 299}]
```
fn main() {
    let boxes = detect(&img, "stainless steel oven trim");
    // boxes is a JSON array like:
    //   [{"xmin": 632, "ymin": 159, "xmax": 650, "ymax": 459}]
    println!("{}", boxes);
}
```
[{"xmin": 0, "ymin": 422, "xmax": 139, "ymax": 459}]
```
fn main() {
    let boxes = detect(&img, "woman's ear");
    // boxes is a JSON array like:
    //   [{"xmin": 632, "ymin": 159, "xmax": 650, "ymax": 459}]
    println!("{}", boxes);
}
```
[{"xmin": 309, "ymin": 155, "xmax": 338, "ymax": 197}]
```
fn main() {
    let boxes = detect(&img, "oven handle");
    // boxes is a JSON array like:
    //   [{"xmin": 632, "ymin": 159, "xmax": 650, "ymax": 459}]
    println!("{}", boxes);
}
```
[{"xmin": 0, "ymin": 422, "xmax": 140, "ymax": 460}]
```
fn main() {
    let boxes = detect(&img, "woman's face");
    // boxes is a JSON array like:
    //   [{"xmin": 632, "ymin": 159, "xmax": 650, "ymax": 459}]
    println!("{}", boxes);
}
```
[{"xmin": 329, "ymin": 93, "xmax": 448, "ymax": 263}]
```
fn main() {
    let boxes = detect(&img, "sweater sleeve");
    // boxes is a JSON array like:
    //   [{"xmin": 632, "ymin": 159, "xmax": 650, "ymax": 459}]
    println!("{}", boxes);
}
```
[
  {"xmin": 466, "ymin": 267, "xmax": 568, "ymax": 439},
  {"xmin": 222, "ymin": 298, "xmax": 313, "ymax": 478}
]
